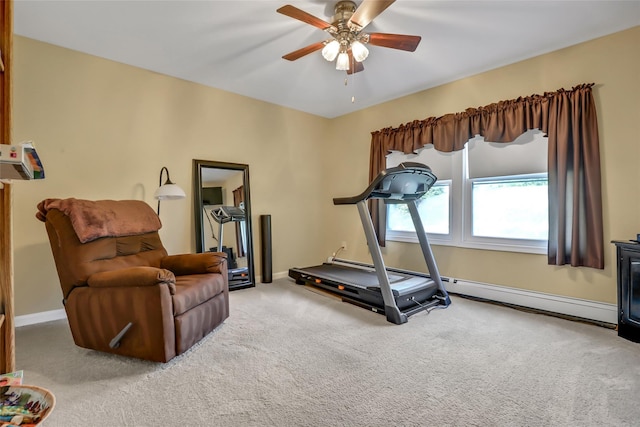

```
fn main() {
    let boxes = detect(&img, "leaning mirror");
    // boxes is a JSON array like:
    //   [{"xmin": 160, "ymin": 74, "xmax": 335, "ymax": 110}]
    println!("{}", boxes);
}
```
[{"xmin": 193, "ymin": 159, "xmax": 255, "ymax": 290}]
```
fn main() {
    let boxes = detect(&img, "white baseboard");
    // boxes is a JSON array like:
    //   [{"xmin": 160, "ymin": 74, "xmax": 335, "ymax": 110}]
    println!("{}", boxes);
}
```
[
  {"xmin": 16, "ymin": 273, "xmax": 290, "ymax": 327},
  {"xmin": 16, "ymin": 275, "xmax": 614, "ymax": 327},
  {"xmin": 447, "ymin": 278, "xmax": 617, "ymax": 325},
  {"xmin": 15, "ymin": 309, "xmax": 67, "ymax": 328},
  {"xmin": 273, "ymin": 271, "xmax": 288, "ymax": 280},
  {"xmin": 256, "ymin": 271, "xmax": 288, "ymax": 283}
]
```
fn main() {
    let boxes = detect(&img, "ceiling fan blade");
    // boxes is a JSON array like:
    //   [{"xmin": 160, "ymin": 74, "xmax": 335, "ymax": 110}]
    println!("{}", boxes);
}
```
[
  {"xmin": 277, "ymin": 5, "xmax": 337, "ymax": 32},
  {"xmin": 346, "ymin": 50, "xmax": 365, "ymax": 75},
  {"xmin": 282, "ymin": 41, "xmax": 325, "ymax": 61},
  {"xmin": 349, "ymin": 0, "xmax": 395, "ymax": 30},
  {"xmin": 367, "ymin": 33, "xmax": 421, "ymax": 52}
]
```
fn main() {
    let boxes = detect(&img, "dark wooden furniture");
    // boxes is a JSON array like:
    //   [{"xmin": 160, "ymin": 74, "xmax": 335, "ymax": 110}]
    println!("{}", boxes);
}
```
[
  {"xmin": 0, "ymin": 0, "xmax": 16, "ymax": 373},
  {"xmin": 613, "ymin": 240, "xmax": 640, "ymax": 342}
]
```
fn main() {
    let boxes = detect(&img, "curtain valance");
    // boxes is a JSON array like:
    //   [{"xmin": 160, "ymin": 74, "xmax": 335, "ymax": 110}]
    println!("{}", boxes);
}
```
[{"xmin": 369, "ymin": 83, "xmax": 603, "ymax": 269}]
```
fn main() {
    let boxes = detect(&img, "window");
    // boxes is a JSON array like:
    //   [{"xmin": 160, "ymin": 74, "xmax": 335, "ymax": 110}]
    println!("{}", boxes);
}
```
[
  {"xmin": 386, "ymin": 130, "xmax": 548, "ymax": 254},
  {"xmin": 470, "ymin": 174, "xmax": 548, "ymax": 240},
  {"xmin": 387, "ymin": 181, "xmax": 451, "ymax": 234}
]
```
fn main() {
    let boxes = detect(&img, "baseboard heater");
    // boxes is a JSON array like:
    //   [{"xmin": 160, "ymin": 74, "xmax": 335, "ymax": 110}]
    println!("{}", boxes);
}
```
[{"xmin": 447, "ymin": 278, "xmax": 617, "ymax": 327}]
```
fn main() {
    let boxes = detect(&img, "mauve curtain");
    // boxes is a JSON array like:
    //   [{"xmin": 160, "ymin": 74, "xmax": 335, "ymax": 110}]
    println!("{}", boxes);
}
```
[
  {"xmin": 232, "ymin": 186, "xmax": 246, "ymax": 258},
  {"xmin": 369, "ymin": 83, "xmax": 603, "ymax": 269}
]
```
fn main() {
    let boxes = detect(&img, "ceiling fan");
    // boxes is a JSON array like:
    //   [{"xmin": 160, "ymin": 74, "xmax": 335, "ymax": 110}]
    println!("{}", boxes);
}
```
[{"xmin": 277, "ymin": 0, "xmax": 421, "ymax": 74}]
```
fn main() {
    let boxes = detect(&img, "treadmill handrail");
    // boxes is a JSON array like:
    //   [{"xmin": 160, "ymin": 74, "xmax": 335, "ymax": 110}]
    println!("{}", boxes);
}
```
[
  {"xmin": 333, "ymin": 162, "xmax": 437, "ymax": 205},
  {"xmin": 210, "ymin": 205, "xmax": 245, "ymax": 224}
]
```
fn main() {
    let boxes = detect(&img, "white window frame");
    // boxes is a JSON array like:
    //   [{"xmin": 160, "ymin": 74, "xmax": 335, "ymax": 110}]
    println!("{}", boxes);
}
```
[
  {"xmin": 385, "ymin": 142, "xmax": 548, "ymax": 255},
  {"xmin": 386, "ymin": 180, "xmax": 454, "ymax": 245},
  {"xmin": 462, "ymin": 173, "xmax": 548, "ymax": 254}
]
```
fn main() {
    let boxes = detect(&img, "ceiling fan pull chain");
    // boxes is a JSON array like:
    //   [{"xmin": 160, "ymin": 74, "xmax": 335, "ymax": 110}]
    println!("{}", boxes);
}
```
[
  {"xmin": 350, "ymin": 59, "xmax": 356, "ymax": 103},
  {"xmin": 351, "ymin": 71, "xmax": 355, "ymax": 103}
]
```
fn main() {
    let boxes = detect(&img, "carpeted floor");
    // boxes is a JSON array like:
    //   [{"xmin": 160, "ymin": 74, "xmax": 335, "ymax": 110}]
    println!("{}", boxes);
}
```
[{"xmin": 15, "ymin": 278, "xmax": 640, "ymax": 426}]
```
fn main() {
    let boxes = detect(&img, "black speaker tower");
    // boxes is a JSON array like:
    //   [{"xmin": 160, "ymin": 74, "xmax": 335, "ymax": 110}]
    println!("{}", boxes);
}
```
[{"xmin": 260, "ymin": 214, "xmax": 272, "ymax": 283}]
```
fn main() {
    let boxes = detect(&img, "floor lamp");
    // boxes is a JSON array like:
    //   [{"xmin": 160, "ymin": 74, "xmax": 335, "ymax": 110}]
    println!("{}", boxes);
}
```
[{"xmin": 153, "ymin": 166, "xmax": 186, "ymax": 214}]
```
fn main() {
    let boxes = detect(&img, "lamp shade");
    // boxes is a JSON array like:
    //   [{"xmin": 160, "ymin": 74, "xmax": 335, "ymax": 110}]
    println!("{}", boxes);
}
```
[
  {"xmin": 351, "ymin": 41, "xmax": 369, "ymax": 62},
  {"xmin": 336, "ymin": 52, "xmax": 350, "ymax": 70},
  {"xmin": 322, "ymin": 40, "xmax": 340, "ymax": 61},
  {"xmin": 154, "ymin": 166, "xmax": 186, "ymax": 214},
  {"xmin": 154, "ymin": 183, "xmax": 186, "ymax": 200}
]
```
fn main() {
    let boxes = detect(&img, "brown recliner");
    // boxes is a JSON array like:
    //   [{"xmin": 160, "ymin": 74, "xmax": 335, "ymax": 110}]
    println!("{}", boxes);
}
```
[{"xmin": 37, "ymin": 198, "xmax": 229, "ymax": 362}]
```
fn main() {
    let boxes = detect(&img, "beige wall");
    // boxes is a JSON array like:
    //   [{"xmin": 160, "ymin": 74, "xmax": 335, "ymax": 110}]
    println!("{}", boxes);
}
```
[
  {"xmin": 325, "ymin": 26, "xmax": 640, "ymax": 304},
  {"xmin": 10, "ymin": 27, "xmax": 640, "ymax": 316},
  {"xmin": 12, "ymin": 36, "xmax": 330, "ymax": 315}
]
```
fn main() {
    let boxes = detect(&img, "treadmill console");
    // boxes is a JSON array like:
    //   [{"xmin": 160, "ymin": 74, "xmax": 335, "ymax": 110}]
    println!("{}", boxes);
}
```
[
  {"xmin": 334, "ymin": 162, "xmax": 437, "ymax": 205},
  {"xmin": 211, "ymin": 206, "xmax": 245, "ymax": 224}
]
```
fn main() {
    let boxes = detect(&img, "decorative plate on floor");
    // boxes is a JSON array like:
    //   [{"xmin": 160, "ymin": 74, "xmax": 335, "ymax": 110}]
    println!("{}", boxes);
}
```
[{"xmin": 0, "ymin": 385, "xmax": 55, "ymax": 426}]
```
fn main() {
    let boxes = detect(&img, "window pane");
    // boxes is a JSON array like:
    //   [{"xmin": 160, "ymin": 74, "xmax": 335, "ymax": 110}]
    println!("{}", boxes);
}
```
[
  {"xmin": 468, "ymin": 130, "xmax": 548, "ymax": 178},
  {"xmin": 472, "ymin": 178, "xmax": 548, "ymax": 240},
  {"xmin": 387, "ymin": 146, "xmax": 456, "ymax": 180},
  {"xmin": 387, "ymin": 184, "xmax": 450, "ymax": 234}
]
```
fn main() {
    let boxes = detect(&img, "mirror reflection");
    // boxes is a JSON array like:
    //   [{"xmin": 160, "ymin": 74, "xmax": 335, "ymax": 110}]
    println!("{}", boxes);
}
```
[{"xmin": 193, "ymin": 160, "xmax": 255, "ymax": 290}]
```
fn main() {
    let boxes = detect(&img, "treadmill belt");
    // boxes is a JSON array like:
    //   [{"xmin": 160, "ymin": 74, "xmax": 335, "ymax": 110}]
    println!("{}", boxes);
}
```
[{"xmin": 300, "ymin": 264, "xmax": 404, "ymax": 289}]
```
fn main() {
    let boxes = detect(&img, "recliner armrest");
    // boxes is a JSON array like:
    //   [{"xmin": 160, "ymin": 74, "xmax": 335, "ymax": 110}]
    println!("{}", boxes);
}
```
[
  {"xmin": 161, "ymin": 252, "xmax": 227, "ymax": 276},
  {"xmin": 87, "ymin": 266, "xmax": 176, "ymax": 294}
]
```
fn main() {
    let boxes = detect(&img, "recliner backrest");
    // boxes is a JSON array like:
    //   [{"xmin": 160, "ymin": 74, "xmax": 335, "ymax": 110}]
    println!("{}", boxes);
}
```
[{"xmin": 45, "ymin": 209, "xmax": 168, "ymax": 299}]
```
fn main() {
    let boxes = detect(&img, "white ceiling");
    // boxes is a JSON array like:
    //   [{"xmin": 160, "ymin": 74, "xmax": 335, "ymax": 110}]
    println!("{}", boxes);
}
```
[{"xmin": 13, "ymin": 1, "xmax": 640, "ymax": 118}]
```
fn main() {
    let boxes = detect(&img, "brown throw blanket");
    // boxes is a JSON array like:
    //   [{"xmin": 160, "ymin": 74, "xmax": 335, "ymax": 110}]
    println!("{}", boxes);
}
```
[{"xmin": 36, "ymin": 198, "xmax": 162, "ymax": 243}]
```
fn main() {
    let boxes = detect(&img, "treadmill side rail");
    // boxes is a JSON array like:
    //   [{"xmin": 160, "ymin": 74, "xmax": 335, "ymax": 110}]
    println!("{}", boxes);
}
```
[
  {"xmin": 356, "ymin": 200, "xmax": 407, "ymax": 324},
  {"xmin": 407, "ymin": 201, "xmax": 451, "ymax": 305}
]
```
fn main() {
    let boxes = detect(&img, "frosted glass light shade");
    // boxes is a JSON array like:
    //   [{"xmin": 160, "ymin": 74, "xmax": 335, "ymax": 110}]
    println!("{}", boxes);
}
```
[
  {"xmin": 336, "ymin": 52, "xmax": 350, "ymax": 70},
  {"xmin": 351, "ymin": 41, "xmax": 369, "ymax": 62},
  {"xmin": 154, "ymin": 183, "xmax": 186, "ymax": 200},
  {"xmin": 154, "ymin": 166, "xmax": 185, "ymax": 214},
  {"xmin": 321, "ymin": 40, "xmax": 340, "ymax": 61}
]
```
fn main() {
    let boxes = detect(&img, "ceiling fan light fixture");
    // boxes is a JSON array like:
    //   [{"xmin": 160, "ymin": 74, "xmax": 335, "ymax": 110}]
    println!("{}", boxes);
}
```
[
  {"xmin": 336, "ymin": 52, "xmax": 350, "ymax": 70},
  {"xmin": 351, "ymin": 41, "xmax": 369, "ymax": 62},
  {"xmin": 322, "ymin": 40, "xmax": 340, "ymax": 61},
  {"xmin": 278, "ymin": 1, "xmax": 423, "ymax": 76}
]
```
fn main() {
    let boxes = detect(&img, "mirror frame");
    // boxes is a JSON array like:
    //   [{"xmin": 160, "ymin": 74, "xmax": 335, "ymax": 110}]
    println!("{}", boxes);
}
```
[{"xmin": 193, "ymin": 159, "xmax": 255, "ymax": 290}]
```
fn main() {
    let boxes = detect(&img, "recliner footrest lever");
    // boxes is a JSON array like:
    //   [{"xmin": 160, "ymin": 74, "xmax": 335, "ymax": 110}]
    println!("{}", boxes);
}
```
[{"xmin": 109, "ymin": 322, "xmax": 133, "ymax": 349}]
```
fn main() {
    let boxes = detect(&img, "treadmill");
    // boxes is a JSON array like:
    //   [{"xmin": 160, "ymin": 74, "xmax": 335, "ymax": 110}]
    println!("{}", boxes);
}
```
[
  {"xmin": 210, "ymin": 206, "xmax": 250, "ymax": 288},
  {"xmin": 289, "ymin": 162, "xmax": 451, "ymax": 324}
]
